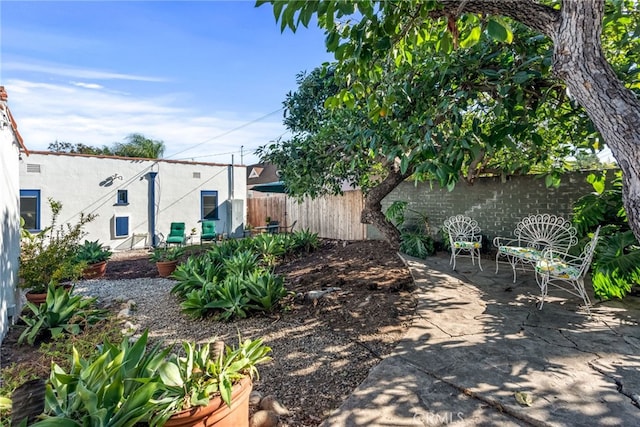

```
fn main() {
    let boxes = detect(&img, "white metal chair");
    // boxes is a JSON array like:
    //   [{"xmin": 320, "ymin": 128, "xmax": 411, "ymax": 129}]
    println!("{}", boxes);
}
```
[
  {"xmin": 443, "ymin": 215, "xmax": 483, "ymax": 271},
  {"xmin": 534, "ymin": 226, "xmax": 601, "ymax": 315},
  {"xmin": 494, "ymin": 214, "xmax": 578, "ymax": 283}
]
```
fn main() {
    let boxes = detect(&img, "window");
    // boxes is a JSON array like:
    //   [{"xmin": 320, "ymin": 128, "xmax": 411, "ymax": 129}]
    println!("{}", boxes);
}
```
[
  {"xmin": 20, "ymin": 189, "xmax": 41, "ymax": 231},
  {"xmin": 201, "ymin": 191, "xmax": 219, "ymax": 220},
  {"xmin": 116, "ymin": 189, "xmax": 128, "ymax": 205},
  {"xmin": 114, "ymin": 216, "xmax": 129, "ymax": 238}
]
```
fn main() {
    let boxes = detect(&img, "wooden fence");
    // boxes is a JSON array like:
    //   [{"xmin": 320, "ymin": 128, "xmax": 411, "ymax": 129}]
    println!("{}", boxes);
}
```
[{"xmin": 246, "ymin": 191, "xmax": 366, "ymax": 240}]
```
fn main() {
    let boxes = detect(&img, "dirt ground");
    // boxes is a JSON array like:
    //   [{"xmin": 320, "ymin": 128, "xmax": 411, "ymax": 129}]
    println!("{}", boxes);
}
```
[{"xmin": 1, "ymin": 239, "xmax": 417, "ymax": 425}]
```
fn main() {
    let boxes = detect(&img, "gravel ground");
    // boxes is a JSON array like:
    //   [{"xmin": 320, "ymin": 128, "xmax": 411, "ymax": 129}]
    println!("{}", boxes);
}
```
[{"xmin": 72, "ymin": 241, "xmax": 416, "ymax": 426}]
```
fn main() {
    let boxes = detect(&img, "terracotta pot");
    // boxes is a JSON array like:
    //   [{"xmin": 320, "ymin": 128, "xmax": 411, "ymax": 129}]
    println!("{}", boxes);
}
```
[
  {"xmin": 156, "ymin": 260, "xmax": 179, "ymax": 278},
  {"xmin": 25, "ymin": 291, "xmax": 47, "ymax": 305},
  {"xmin": 83, "ymin": 261, "xmax": 107, "ymax": 279},
  {"xmin": 164, "ymin": 377, "xmax": 252, "ymax": 427}
]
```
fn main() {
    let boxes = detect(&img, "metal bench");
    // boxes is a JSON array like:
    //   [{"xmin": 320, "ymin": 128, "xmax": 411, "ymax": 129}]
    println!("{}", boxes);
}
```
[{"xmin": 493, "ymin": 214, "xmax": 578, "ymax": 282}]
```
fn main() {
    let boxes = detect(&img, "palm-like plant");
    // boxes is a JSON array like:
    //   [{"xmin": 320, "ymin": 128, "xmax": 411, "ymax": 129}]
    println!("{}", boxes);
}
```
[{"xmin": 572, "ymin": 170, "xmax": 640, "ymax": 299}]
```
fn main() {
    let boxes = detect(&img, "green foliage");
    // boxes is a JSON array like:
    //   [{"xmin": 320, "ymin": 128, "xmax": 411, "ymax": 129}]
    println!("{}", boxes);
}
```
[
  {"xmin": 149, "ymin": 246, "xmax": 185, "ymax": 262},
  {"xmin": 32, "ymin": 330, "xmax": 169, "ymax": 427},
  {"xmin": 251, "ymin": 233, "xmax": 286, "ymax": 266},
  {"xmin": 385, "ymin": 201, "xmax": 435, "ymax": 258},
  {"xmin": 572, "ymin": 170, "xmax": 639, "ymax": 299},
  {"xmin": 18, "ymin": 284, "xmax": 108, "ymax": 345},
  {"xmin": 49, "ymin": 133, "xmax": 166, "ymax": 159},
  {"xmin": 19, "ymin": 199, "xmax": 97, "ymax": 293},
  {"xmin": 151, "ymin": 337, "xmax": 271, "ymax": 424},
  {"xmin": 244, "ymin": 271, "xmax": 288, "ymax": 311},
  {"xmin": 291, "ymin": 229, "xmax": 320, "ymax": 253},
  {"xmin": 171, "ymin": 236, "xmax": 306, "ymax": 320},
  {"xmin": 75, "ymin": 240, "xmax": 112, "ymax": 264}
]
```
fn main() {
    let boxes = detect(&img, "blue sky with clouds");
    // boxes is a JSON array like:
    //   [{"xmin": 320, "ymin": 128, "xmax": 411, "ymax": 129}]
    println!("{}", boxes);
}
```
[{"xmin": 1, "ymin": 1, "xmax": 333, "ymax": 165}]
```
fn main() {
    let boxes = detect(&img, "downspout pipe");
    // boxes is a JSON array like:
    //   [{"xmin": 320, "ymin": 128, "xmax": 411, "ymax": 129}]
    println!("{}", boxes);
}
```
[{"xmin": 147, "ymin": 171, "xmax": 158, "ymax": 247}]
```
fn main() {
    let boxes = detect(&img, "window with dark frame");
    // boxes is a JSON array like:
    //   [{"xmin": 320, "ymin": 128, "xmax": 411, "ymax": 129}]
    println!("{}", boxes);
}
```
[
  {"xmin": 20, "ymin": 189, "xmax": 41, "ymax": 231},
  {"xmin": 201, "ymin": 190, "xmax": 219, "ymax": 220},
  {"xmin": 116, "ymin": 189, "xmax": 128, "ymax": 205},
  {"xmin": 114, "ymin": 216, "xmax": 129, "ymax": 237}
]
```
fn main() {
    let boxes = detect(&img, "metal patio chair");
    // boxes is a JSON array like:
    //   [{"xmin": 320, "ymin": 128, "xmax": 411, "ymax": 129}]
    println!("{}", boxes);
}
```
[
  {"xmin": 535, "ymin": 226, "xmax": 601, "ymax": 315},
  {"xmin": 443, "ymin": 215, "xmax": 483, "ymax": 271}
]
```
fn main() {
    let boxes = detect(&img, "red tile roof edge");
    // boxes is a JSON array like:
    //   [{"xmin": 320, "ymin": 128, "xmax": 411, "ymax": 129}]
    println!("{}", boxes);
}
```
[
  {"xmin": 1, "ymin": 86, "xmax": 29, "ymax": 155},
  {"xmin": 27, "ymin": 150, "xmax": 246, "ymax": 168}
]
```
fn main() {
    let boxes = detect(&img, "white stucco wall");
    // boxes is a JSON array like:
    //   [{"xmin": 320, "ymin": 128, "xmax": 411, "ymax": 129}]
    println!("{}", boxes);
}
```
[
  {"xmin": 19, "ymin": 152, "xmax": 247, "ymax": 250},
  {"xmin": 0, "ymin": 107, "xmax": 21, "ymax": 343}
]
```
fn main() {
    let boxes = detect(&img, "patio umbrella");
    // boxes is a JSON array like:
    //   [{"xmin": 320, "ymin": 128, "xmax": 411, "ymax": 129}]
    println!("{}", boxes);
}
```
[
  {"xmin": 250, "ymin": 181, "xmax": 287, "ymax": 193},
  {"xmin": 250, "ymin": 181, "xmax": 288, "ymax": 229}
]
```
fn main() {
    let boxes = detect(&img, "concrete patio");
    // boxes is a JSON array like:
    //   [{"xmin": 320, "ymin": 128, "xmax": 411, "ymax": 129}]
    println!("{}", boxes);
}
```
[{"xmin": 323, "ymin": 253, "xmax": 640, "ymax": 426}]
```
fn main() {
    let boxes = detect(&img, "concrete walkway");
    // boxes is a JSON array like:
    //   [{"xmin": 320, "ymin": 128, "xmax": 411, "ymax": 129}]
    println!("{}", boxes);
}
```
[{"xmin": 322, "ymin": 254, "xmax": 640, "ymax": 426}]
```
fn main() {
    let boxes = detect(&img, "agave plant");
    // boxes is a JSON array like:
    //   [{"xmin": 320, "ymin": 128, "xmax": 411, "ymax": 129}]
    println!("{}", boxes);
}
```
[
  {"xmin": 252, "ymin": 233, "xmax": 286, "ymax": 266},
  {"xmin": 31, "ymin": 330, "xmax": 169, "ymax": 426},
  {"xmin": 222, "ymin": 251, "xmax": 261, "ymax": 278},
  {"xmin": 245, "ymin": 271, "xmax": 288, "ymax": 311},
  {"xmin": 151, "ymin": 337, "xmax": 271, "ymax": 425},
  {"xmin": 19, "ymin": 283, "xmax": 108, "ymax": 345}
]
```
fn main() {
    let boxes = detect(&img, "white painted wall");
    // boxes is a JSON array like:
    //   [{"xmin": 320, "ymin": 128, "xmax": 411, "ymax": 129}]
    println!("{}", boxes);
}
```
[
  {"xmin": 19, "ymin": 152, "xmax": 247, "ymax": 251},
  {"xmin": 0, "ymin": 105, "xmax": 21, "ymax": 343}
]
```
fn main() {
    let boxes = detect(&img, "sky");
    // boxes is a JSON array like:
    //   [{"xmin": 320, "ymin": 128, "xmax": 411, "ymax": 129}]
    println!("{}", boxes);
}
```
[{"xmin": 1, "ymin": 0, "xmax": 334, "ymax": 165}]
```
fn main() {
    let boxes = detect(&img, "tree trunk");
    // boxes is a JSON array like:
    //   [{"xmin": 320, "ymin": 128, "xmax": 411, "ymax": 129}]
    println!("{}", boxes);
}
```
[
  {"xmin": 446, "ymin": 0, "xmax": 640, "ymax": 242},
  {"xmin": 360, "ymin": 164, "xmax": 411, "ymax": 250},
  {"xmin": 551, "ymin": 0, "xmax": 640, "ymax": 241}
]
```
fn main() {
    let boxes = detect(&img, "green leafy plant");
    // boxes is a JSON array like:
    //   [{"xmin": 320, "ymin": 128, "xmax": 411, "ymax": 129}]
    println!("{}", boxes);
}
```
[
  {"xmin": 151, "ymin": 337, "xmax": 271, "ymax": 425},
  {"xmin": 75, "ymin": 239, "xmax": 112, "ymax": 264},
  {"xmin": 251, "ymin": 233, "xmax": 286, "ymax": 266},
  {"xmin": 245, "ymin": 271, "xmax": 288, "ymax": 311},
  {"xmin": 171, "ymin": 257, "xmax": 225, "ymax": 298},
  {"xmin": 202, "ymin": 276, "xmax": 251, "ymax": 321},
  {"xmin": 150, "ymin": 246, "xmax": 185, "ymax": 262},
  {"xmin": 19, "ymin": 199, "xmax": 97, "ymax": 293},
  {"xmin": 572, "ymin": 170, "xmax": 640, "ymax": 299},
  {"xmin": 291, "ymin": 229, "xmax": 320, "ymax": 253},
  {"xmin": 385, "ymin": 201, "xmax": 435, "ymax": 258},
  {"xmin": 31, "ymin": 330, "xmax": 169, "ymax": 426},
  {"xmin": 18, "ymin": 283, "xmax": 108, "ymax": 345}
]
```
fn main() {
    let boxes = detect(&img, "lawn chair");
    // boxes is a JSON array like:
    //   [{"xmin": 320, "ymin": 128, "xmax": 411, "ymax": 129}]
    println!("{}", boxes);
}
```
[
  {"xmin": 535, "ymin": 226, "xmax": 601, "ymax": 315},
  {"xmin": 165, "ymin": 222, "xmax": 186, "ymax": 246},
  {"xmin": 200, "ymin": 220, "xmax": 217, "ymax": 245},
  {"xmin": 443, "ymin": 215, "xmax": 483, "ymax": 271}
]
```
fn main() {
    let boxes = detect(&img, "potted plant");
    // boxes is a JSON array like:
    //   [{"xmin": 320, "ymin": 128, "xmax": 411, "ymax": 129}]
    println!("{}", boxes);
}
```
[
  {"xmin": 76, "ymin": 239, "xmax": 112, "ymax": 279},
  {"xmin": 19, "ymin": 199, "xmax": 96, "ymax": 304},
  {"xmin": 151, "ymin": 337, "xmax": 272, "ymax": 427},
  {"xmin": 150, "ymin": 246, "xmax": 185, "ymax": 277}
]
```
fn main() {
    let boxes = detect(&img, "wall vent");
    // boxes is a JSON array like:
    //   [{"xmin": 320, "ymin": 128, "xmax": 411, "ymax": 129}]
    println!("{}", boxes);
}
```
[
  {"xmin": 26, "ymin": 164, "xmax": 41, "ymax": 173},
  {"xmin": 193, "ymin": 172, "xmax": 201, "ymax": 179}
]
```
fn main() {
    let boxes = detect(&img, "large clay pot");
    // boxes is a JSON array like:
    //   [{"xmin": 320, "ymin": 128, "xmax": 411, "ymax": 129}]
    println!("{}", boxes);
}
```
[
  {"xmin": 164, "ymin": 377, "xmax": 252, "ymax": 427},
  {"xmin": 156, "ymin": 260, "xmax": 179, "ymax": 278},
  {"xmin": 82, "ymin": 261, "xmax": 107, "ymax": 279},
  {"xmin": 25, "ymin": 291, "xmax": 47, "ymax": 305}
]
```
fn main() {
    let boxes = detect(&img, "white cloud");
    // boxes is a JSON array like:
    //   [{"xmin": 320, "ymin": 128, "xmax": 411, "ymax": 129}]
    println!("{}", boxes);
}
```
[
  {"xmin": 3, "ymin": 61, "xmax": 167, "ymax": 82},
  {"xmin": 71, "ymin": 82, "xmax": 104, "ymax": 90},
  {"xmin": 6, "ymin": 79, "xmax": 283, "ymax": 165}
]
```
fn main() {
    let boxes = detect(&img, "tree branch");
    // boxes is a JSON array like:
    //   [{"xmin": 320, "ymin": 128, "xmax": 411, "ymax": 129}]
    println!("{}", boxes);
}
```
[{"xmin": 433, "ymin": 0, "xmax": 560, "ymax": 39}]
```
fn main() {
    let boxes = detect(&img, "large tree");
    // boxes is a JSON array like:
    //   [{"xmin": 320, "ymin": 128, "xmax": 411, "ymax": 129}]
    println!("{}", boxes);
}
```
[
  {"xmin": 260, "ymin": 25, "xmax": 597, "ymax": 248},
  {"xmin": 259, "ymin": 0, "xmax": 640, "ymax": 242}
]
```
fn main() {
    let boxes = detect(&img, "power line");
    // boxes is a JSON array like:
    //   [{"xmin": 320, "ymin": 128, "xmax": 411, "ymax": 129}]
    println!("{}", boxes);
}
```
[{"xmin": 165, "ymin": 107, "xmax": 284, "ymax": 161}]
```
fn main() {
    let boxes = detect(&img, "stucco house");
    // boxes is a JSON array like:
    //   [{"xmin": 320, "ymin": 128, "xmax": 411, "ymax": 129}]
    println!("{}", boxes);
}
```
[
  {"xmin": 1, "ymin": 86, "xmax": 28, "ymax": 343},
  {"xmin": 19, "ymin": 152, "xmax": 247, "ymax": 251}
]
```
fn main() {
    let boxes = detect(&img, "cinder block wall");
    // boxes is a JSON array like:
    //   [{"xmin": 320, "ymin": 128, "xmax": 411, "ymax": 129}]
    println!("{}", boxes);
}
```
[{"xmin": 369, "ymin": 171, "xmax": 602, "ymax": 245}]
